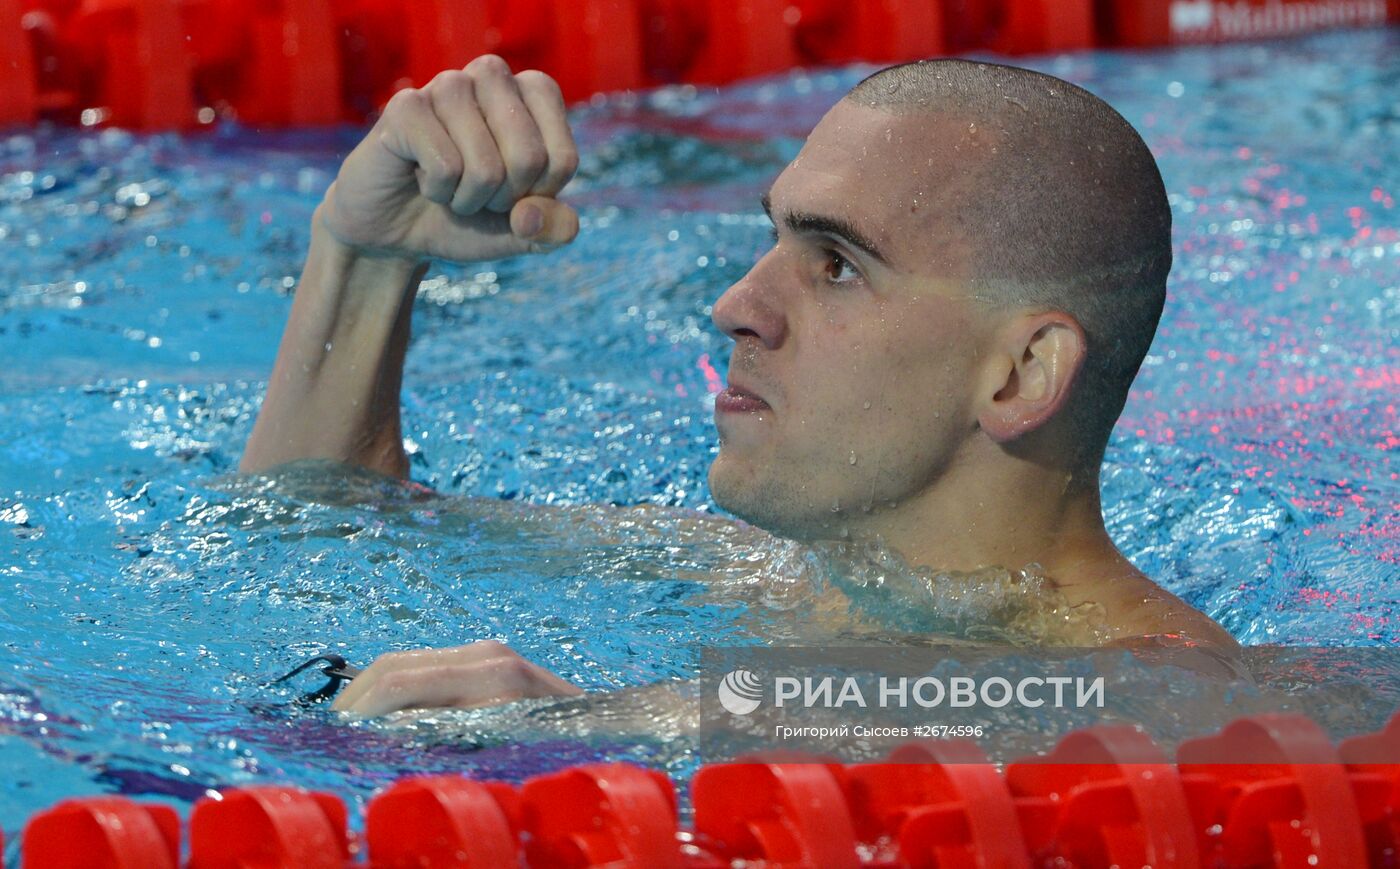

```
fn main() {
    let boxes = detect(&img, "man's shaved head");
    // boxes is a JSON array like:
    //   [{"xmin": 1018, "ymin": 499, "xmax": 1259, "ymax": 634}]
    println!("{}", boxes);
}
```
[{"xmin": 847, "ymin": 60, "xmax": 1172, "ymax": 470}]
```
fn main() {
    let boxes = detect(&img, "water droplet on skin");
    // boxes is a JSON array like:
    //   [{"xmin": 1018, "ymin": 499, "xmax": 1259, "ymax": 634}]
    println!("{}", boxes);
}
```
[
  {"xmin": 831, "ymin": 500, "xmax": 841, "ymax": 513},
  {"xmin": 862, "ymin": 401, "xmax": 872, "ymax": 410},
  {"xmin": 324, "ymin": 342, "xmax": 333, "ymax": 352},
  {"xmin": 848, "ymin": 451, "xmax": 857, "ymax": 465},
  {"xmin": 968, "ymin": 122, "xmax": 977, "ymax": 133}
]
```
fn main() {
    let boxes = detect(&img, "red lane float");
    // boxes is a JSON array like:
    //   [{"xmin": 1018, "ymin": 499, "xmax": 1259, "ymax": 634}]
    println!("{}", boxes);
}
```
[
  {"xmin": 11, "ymin": 711, "xmax": 1400, "ymax": 867},
  {"xmin": 21, "ymin": 796, "xmax": 180, "ymax": 869},
  {"xmin": 1178, "ymin": 713, "xmax": 1369, "ymax": 869},
  {"xmin": 1341, "ymin": 715, "xmax": 1400, "ymax": 869},
  {"xmin": 918, "ymin": 0, "xmax": 1098, "ymax": 55},
  {"xmin": 520, "ymin": 763, "xmax": 682, "ymax": 868},
  {"xmin": 0, "ymin": 0, "xmax": 36, "ymax": 125},
  {"xmin": 345, "ymin": 0, "xmax": 647, "ymax": 105},
  {"xmin": 1007, "ymin": 726, "xmax": 1201, "ymax": 868},
  {"xmin": 790, "ymin": 0, "xmax": 946, "ymax": 66},
  {"xmin": 844, "ymin": 740, "xmax": 1030, "ymax": 869},
  {"xmin": 1011, "ymin": 0, "xmax": 1096, "ymax": 54},
  {"xmin": 682, "ymin": 0, "xmax": 800, "ymax": 86},
  {"xmin": 235, "ymin": 0, "xmax": 343, "ymax": 126},
  {"xmin": 365, "ymin": 775, "xmax": 519, "ymax": 868},
  {"xmin": 187, "ymin": 786, "xmax": 351, "ymax": 869},
  {"xmin": 692, "ymin": 761, "xmax": 861, "ymax": 868},
  {"xmin": 3, "ymin": 0, "xmax": 1397, "ymax": 130},
  {"xmin": 61, "ymin": 0, "xmax": 194, "ymax": 129}
]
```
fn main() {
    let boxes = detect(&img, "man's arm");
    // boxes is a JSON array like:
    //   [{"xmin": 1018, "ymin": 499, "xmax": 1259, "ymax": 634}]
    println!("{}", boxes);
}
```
[
  {"xmin": 240, "ymin": 229, "xmax": 423, "ymax": 476},
  {"xmin": 240, "ymin": 55, "xmax": 580, "ymax": 476}
]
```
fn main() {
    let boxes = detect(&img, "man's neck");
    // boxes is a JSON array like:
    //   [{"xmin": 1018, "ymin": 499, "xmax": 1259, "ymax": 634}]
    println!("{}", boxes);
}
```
[
  {"xmin": 829, "ymin": 451, "xmax": 1240, "ymax": 651},
  {"xmin": 846, "ymin": 447, "xmax": 1119, "ymax": 585}
]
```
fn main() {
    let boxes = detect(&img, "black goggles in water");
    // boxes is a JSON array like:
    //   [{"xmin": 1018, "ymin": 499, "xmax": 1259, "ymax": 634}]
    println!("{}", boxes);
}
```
[{"xmin": 271, "ymin": 653, "xmax": 362, "ymax": 704}]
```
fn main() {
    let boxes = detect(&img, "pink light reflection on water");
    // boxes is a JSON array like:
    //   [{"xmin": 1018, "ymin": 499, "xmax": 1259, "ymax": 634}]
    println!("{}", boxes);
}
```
[{"xmin": 697, "ymin": 353, "xmax": 723, "ymax": 394}]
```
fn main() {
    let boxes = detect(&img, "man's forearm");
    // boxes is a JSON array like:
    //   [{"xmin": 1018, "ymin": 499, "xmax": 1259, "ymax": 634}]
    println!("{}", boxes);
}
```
[
  {"xmin": 242, "ymin": 59, "xmax": 579, "ymax": 477},
  {"xmin": 240, "ymin": 206, "xmax": 428, "ymax": 478}
]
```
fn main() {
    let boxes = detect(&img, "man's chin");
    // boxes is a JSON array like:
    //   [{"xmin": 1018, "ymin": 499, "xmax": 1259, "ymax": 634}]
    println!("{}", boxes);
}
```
[
  {"xmin": 708, "ymin": 457, "xmax": 834, "ymax": 541},
  {"xmin": 709, "ymin": 455, "xmax": 777, "ymax": 529}
]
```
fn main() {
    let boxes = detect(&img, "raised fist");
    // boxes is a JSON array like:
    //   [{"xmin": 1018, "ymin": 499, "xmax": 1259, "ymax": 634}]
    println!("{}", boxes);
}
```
[{"xmin": 320, "ymin": 55, "xmax": 580, "ymax": 263}]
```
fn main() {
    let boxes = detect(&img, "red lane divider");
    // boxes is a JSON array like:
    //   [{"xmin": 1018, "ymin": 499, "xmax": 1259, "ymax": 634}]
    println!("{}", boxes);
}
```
[
  {"xmin": 686, "ymin": 0, "xmax": 799, "ymax": 86},
  {"xmin": 365, "ymin": 775, "xmax": 519, "ymax": 868},
  {"xmin": 1341, "ymin": 711, "xmax": 1400, "ymax": 869},
  {"xmin": 346, "ymin": 0, "xmax": 648, "ymax": 106},
  {"xmin": 62, "ymin": 0, "xmax": 196, "ymax": 129},
  {"xmin": 1178, "ymin": 713, "xmax": 1368, "ymax": 869},
  {"xmin": 791, "ymin": 0, "xmax": 945, "ymax": 66},
  {"xmin": 232, "ymin": 0, "xmax": 343, "ymax": 126},
  {"xmin": 520, "ymin": 763, "xmax": 682, "ymax": 868},
  {"xmin": 0, "ymin": 0, "xmax": 36, "ymax": 125},
  {"xmin": 12, "ymin": 713, "xmax": 1400, "ymax": 866},
  {"xmin": 545, "ymin": 0, "xmax": 647, "ymax": 105},
  {"xmin": 692, "ymin": 760, "xmax": 862, "ymax": 868},
  {"xmin": 21, "ymin": 796, "xmax": 180, "ymax": 869},
  {"xmin": 7, "ymin": 0, "xmax": 1395, "ymax": 130},
  {"xmin": 1007, "ymin": 725, "xmax": 1201, "ymax": 868},
  {"xmin": 187, "ymin": 786, "xmax": 351, "ymax": 869},
  {"xmin": 994, "ymin": 0, "xmax": 1096, "ymax": 54},
  {"xmin": 843, "ymin": 740, "xmax": 1030, "ymax": 868}
]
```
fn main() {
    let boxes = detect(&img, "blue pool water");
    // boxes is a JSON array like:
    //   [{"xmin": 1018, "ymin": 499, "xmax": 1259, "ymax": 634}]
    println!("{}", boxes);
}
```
[{"xmin": 1, "ymin": 26, "xmax": 1398, "ymax": 843}]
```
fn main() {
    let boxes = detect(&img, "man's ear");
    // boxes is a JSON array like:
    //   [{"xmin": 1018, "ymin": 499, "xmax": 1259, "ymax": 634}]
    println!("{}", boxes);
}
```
[{"xmin": 977, "ymin": 312, "xmax": 1086, "ymax": 443}]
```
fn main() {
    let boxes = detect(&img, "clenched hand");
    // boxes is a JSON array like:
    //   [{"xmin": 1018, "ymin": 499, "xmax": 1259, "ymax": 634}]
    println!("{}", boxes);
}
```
[
  {"xmin": 320, "ymin": 55, "xmax": 580, "ymax": 264},
  {"xmin": 331, "ymin": 640, "xmax": 583, "ymax": 717}
]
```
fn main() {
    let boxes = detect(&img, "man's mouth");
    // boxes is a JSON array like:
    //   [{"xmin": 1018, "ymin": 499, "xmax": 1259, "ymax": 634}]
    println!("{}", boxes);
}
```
[{"xmin": 715, "ymin": 383, "xmax": 771, "ymax": 414}]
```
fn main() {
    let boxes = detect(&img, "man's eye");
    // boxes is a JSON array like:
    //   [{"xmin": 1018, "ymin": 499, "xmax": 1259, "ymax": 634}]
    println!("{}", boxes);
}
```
[{"xmin": 824, "ymin": 249, "xmax": 861, "ymax": 284}]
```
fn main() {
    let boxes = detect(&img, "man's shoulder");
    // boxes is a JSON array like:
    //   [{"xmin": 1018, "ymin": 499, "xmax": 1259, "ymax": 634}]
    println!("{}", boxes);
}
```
[
  {"xmin": 1099, "ymin": 569, "xmax": 1241, "ymax": 654},
  {"xmin": 1114, "ymin": 600, "xmax": 1241, "ymax": 654},
  {"xmin": 1053, "ymin": 555, "xmax": 1240, "ymax": 654}
]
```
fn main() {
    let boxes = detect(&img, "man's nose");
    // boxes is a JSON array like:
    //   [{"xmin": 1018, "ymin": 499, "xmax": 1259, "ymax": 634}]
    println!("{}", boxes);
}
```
[{"xmin": 711, "ymin": 257, "xmax": 787, "ymax": 349}]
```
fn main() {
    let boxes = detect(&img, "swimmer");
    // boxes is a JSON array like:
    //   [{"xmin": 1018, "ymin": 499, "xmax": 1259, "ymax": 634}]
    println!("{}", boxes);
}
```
[{"xmin": 240, "ymin": 55, "xmax": 1242, "ymax": 717}]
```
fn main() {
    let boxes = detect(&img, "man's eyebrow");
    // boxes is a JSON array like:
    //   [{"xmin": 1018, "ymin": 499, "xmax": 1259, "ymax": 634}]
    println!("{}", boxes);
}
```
[{"xmin": 760, "ymin": 193, "xmax": 889, "ymax": 265}]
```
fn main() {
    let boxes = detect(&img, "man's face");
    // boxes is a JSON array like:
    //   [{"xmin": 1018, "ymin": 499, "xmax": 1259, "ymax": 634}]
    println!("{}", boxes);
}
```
[{"xmin": 707, "ymin": 99, "xmax": 1001, "ymax": 540}]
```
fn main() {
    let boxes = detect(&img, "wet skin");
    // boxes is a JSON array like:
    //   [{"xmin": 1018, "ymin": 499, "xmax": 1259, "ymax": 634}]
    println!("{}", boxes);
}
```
[
  {"xmin": 708, "ymin": 99, "xmax": 1238, "ymax": 653},
  {"xmin": 710, "ymin": 101, "xmax": 997, "ymax": 542},
  {"xmin": 244, "ymin": 61, "xmax": 1240, "ymax": 716}
]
